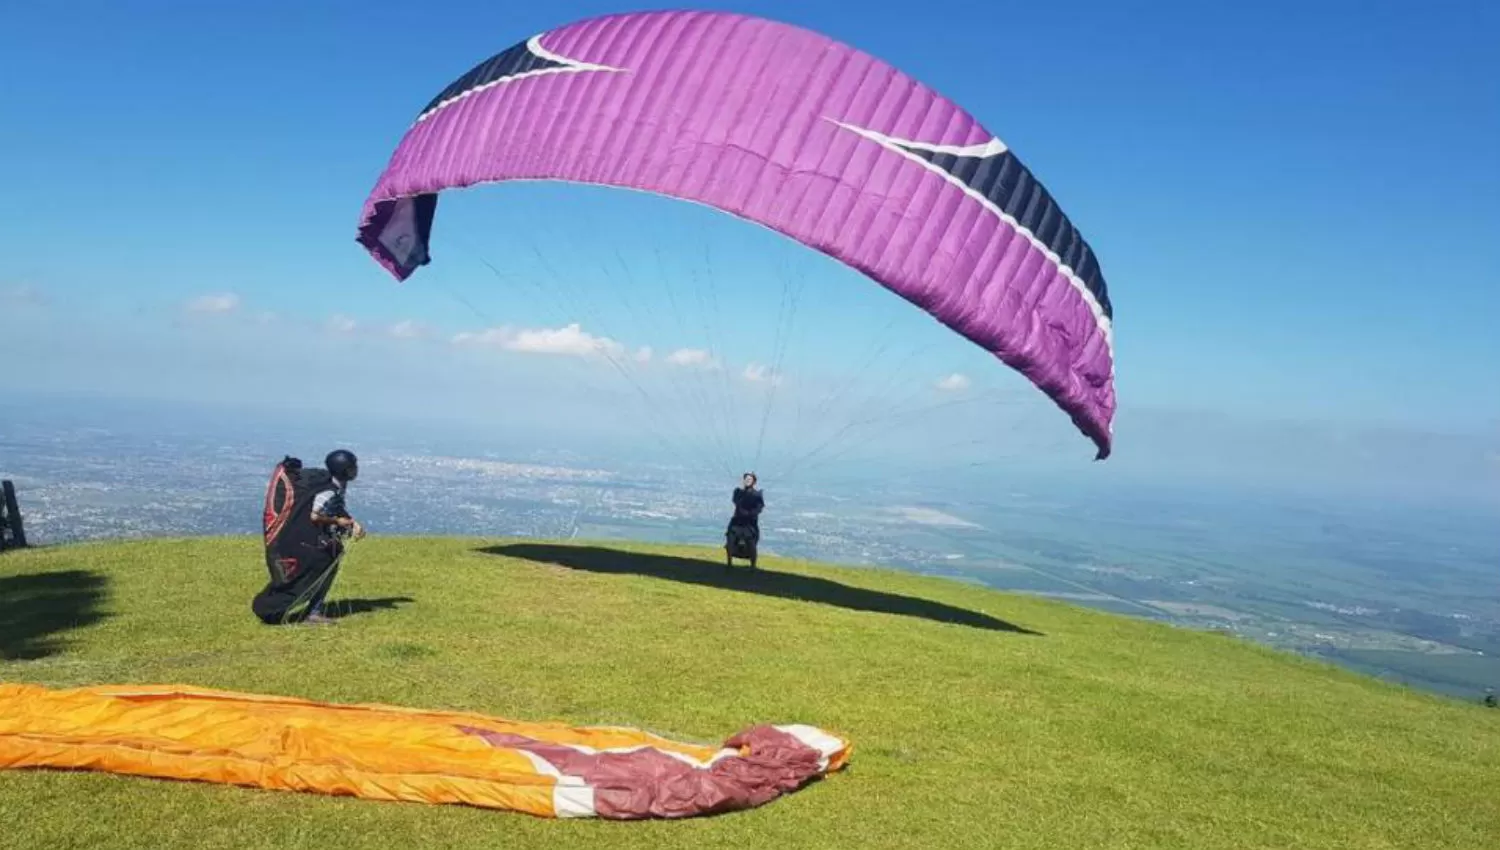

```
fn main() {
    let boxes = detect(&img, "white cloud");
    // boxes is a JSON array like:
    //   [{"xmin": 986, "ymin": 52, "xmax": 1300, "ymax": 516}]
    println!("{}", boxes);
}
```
[
  {"xmin": 742, "ymin": 362, "xmax": 783, "ymax": 385},
  {"xmin": 666, "ymin": 348, "xmax": 715, "ymax": 368},
  {"xmin": 634, "ymin": 346, "xmax": 654, "ymax": 363},
  {"xmin": 185, "ymin": 293, "xmax": 241, "ymax": 314},
  {"xmin": 388, "ymin": 319, "xmax": 429, "ymax": 340},
  {"xmin": 936, "ymin": 373, "xmax": 971, "ymax": 392},
  {"xmin": 453, "ymin": 323, "xmax": 625, "ymax": 359},
  {"xmin": 452, "ymin": 328, "xmax": 507, "ymax": 347},
  {"xmin": 507, "ymin": 323, "xmax": 624, "ymax": 357},
  {"xmin": 328, "ymin": 314, "xmax": 358, "ymax": 334}
]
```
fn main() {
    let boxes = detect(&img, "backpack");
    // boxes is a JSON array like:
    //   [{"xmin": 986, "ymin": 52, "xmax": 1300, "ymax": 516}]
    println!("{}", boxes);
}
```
[
  {"xmin": 261, "ymin": 456, "xmax": 334, "ymax": 586},
  {"xmin": 263, "ymin": 456, "xmax": 303, "ymax": 551}
]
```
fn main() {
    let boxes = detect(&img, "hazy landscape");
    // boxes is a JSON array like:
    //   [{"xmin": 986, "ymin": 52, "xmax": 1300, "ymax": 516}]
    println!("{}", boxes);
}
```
[{"xmin": 4, "ymin": 392, "xmax": 1494, "ymax": 702}]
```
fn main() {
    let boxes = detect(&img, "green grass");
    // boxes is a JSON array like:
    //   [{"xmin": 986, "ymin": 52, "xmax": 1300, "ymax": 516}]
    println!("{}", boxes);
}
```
[{"xmin": 2, "ymin": 536, "xmax": 1497, "ymax": 849}]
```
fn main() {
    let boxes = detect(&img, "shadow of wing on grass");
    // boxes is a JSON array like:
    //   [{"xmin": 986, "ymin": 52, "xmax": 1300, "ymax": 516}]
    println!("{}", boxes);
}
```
[
  {"xmin": 479, "ymin": 543, "xmax": 1042, "ymax": 636},
  {"xmin": 0, "ymin": 569, "xmax": 111, "ymax": 660}
]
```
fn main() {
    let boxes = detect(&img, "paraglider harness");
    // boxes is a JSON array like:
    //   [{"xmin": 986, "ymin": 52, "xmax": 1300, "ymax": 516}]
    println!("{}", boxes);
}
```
[
  {"xmin": 254, "ymin": 456, "xmax": 350, "ymax": 624},
  {"xmin": 725, "ymin": 486, "xmax": 763, "ymax": 568}
]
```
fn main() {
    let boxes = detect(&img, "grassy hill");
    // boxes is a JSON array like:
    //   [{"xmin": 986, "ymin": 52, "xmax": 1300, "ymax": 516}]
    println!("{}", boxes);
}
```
[{"xmin": 1, "ymin": 536, "xmax": 1496, "ymax": 849}]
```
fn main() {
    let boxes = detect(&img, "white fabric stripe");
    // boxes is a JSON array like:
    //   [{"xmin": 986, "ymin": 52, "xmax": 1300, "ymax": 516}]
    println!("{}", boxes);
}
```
[
  {"xmin": 510, "ymin": 738, "xmax": 740, "ymax": 819},
  {"xmin": 525, "ymin": 33, "xmax": 623, "ymax": 73},
  {"xmin": 517, "ymin": 749, "xmax": 597, "ymax": 818},
  {"xmin": 826, "ymin": 118, "xmax": 1114, "ymax": 364},
  {"xmin": 774, "ymin": 724, "xmax": 847, "ymax": 773},
  {"xmin": 415, "ymin": 34, "xmax": 624, "ymax": 125},
  {"xmin": 553, "ymin": 785, "xmax": 598, "ymax": 818},
  {"xmin": 887, "ymin": 136, "xmax": 1009, "ymax": 157},
  {"xmin": 528, "ymin": 740, "xmax": 742, "ymax": 769},
  {"xmin": 516, "ymin": 749, "xmax": 564, "ymax": 779}
]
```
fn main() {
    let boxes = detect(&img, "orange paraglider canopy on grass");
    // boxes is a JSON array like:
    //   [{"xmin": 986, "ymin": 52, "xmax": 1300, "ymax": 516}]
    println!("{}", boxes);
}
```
[{"xmin": 0, "ymin": 682, "xmax": 850, "ymax": 819}]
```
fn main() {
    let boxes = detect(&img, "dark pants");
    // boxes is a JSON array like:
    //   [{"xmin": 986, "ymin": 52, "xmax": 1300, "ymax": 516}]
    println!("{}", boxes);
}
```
[
  {"xmin": 727, "ymin": 512, "xmax": 759, "ymax": 536},
  {"xmin": 726, "ymin": 520, "xmax": 759, "ymax": 557},
  {"xmin": 251, "ymin": 551, "xmax": 341, "ymax": 624}
]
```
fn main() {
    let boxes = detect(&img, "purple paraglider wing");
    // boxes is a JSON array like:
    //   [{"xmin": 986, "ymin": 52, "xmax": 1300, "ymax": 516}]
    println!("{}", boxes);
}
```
[{"xmin": 356, "ymin": 10, "xmax": 1116, "ymax": 459}]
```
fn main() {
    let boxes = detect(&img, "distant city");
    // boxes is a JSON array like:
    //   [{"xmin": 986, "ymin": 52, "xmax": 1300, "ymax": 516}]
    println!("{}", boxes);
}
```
[{"xmin": 2, "ymin": 393, "xmax": 1496, "ymax": 703}]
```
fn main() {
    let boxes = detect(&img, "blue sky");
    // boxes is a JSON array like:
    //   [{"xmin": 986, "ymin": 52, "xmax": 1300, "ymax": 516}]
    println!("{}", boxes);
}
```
[{"xmin": 2, "ymin": 0, "xmax": 1497, "ymax": 506}]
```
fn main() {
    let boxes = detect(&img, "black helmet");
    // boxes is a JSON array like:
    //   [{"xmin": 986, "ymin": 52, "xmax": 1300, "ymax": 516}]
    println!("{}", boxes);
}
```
[{"xmin": 326, "ymin": 449, "xmax": 359, "ymax": 482}]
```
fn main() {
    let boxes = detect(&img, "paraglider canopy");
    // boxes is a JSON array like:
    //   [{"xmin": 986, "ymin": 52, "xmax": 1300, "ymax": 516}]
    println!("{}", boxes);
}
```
[{"xmin": 357, "ymin": 9, "xmax": 1116, "ymax": 459}]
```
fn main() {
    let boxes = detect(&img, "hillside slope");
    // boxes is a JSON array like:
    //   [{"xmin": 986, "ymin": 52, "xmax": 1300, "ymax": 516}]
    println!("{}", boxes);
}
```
[{"xmin": 1, "ymin": 536, "xmax": 1496, "ymax": 849}]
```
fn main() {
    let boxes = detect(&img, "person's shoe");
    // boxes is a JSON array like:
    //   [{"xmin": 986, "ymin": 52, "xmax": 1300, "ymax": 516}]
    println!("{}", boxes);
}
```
[{"xmin": 302, "ymin": 612, "xmax": 337, "ymax": 625}]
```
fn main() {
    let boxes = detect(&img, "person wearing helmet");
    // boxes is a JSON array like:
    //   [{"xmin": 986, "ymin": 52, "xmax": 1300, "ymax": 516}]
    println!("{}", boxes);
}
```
[
  {"xmin": 725, "ymin": 472, "xmax": 763, "ymax": 567},
  {"xmin": 312, "ymin": 450, "xmax": 364, "ymax": 544},
  {"xmin": 253, "ymin": 449, "xmax": 365, "ymax": 625}
]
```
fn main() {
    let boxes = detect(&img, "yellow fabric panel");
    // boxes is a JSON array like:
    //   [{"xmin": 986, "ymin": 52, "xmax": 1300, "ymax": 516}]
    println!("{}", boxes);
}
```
[{"xmin": 0, "ymin": 683, "xmax": 735, "ymax": 816}]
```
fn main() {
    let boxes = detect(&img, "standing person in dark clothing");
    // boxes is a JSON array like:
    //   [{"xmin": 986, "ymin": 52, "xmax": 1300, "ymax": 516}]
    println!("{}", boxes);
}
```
[
  {"xmin": 254, "ymin": 450, "xmax": 365, "ymax": 625},
  {"xmin": 725, "ymin": 472, "xmax": 763, "ymax": 567},
  {"xmin": 731, "ymin": 472, "xmax": 764, "ymax": 529}
]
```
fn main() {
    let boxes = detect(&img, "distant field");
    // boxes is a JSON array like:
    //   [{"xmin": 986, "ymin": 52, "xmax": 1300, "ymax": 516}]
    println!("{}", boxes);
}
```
[
  {"xmin": 3, "ymin": 536, "xmax": 1498, "ymax": 849},
  {"xmin": 1327, "ymin": 649, "xmax": 1500, "ymax": 700},
  {"xmin": 4, "ymin": 403, "xmax": 1496, "ymax": 704}
]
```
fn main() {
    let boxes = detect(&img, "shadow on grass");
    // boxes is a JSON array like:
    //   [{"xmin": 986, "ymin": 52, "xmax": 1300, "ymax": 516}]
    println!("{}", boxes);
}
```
[
  {"xmin": 0, "ymin": 569, "xmax": 111, "ymax": 660},
  {"xmin": 480, "ymin": 543, "xmax": 1042, "ymax": 635},
  {"xmin": 325, "ymin": 597, "xmax": 415, "ymax": 620}
]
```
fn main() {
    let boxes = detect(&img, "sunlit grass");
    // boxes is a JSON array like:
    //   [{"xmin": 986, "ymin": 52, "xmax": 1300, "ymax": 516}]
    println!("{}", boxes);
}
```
[{"xmin": 2, "ymin": 536, "xmax": 1496, "ymax": 849}]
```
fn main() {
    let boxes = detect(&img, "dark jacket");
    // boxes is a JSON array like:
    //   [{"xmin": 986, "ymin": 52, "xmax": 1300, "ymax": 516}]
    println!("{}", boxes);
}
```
[{"xmin": 731, "ymin": 486, "xmax": 764, "ymax": 527}]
